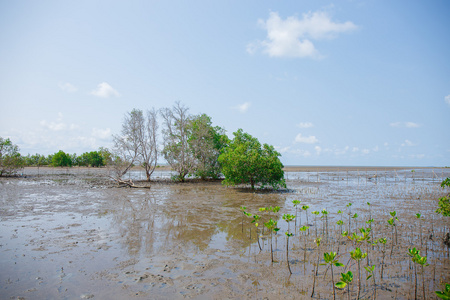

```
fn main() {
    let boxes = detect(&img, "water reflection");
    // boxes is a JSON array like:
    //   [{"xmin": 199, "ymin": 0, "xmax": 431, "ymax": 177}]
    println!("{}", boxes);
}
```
[{"xmin": 106, "ymin": 182, "xmax": 286, "ymax": 257}]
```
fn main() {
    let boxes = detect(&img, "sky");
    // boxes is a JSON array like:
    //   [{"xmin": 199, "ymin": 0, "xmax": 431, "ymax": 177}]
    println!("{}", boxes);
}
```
[{"xmin": 0, "ymin": 0, "xmax": 449, "ymax": 167}]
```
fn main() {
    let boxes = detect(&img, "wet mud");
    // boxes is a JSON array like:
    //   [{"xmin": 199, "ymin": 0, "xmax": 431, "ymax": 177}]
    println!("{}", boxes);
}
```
[{"xmin": 1, "ymin": 167, "xmax": 449, "ymax": 299}]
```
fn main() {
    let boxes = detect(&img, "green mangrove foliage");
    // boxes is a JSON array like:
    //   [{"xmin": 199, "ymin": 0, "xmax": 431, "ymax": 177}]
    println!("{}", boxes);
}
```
[{"xmin": 219, "ymin": 129, "xmax": 285, "ymax": 190}]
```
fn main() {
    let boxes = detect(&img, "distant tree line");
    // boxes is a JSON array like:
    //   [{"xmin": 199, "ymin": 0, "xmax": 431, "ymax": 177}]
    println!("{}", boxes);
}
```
[{"xmin": 1, "ymin": 102, "xmax": 286, "ymax": 190}]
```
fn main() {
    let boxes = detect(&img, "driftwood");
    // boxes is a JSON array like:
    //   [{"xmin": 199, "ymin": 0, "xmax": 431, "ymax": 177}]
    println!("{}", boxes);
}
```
[{"xmin": 110, "ymin": 177, "xmax": 151, "ymax": 189}]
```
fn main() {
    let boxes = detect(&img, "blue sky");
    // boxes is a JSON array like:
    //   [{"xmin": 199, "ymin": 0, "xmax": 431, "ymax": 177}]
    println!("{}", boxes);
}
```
[{"xmin": 0, "ymin": 0, "xmax": 449, "ymax": 167}]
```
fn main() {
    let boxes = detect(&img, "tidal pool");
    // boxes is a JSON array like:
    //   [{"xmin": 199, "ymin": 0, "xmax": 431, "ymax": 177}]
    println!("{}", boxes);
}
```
[{"xmin": 1, "ymin": 167, "xmax": 449, "ymax": 299}]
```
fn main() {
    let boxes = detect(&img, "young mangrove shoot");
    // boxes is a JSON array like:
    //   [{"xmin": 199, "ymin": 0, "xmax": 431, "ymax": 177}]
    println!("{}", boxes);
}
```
[
  {"xmin": 335, "ymin": 270, "xmax": 353, "ymax": 300},
  {"xmin": 320, "ymin": 252, "xmax": 344, "ymax": 300}
]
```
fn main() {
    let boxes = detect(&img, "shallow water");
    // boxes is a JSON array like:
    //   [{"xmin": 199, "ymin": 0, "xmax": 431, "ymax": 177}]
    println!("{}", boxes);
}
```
[{"xmin": 1, "ymin": 167, "xmax": 449, "ymax": 299}]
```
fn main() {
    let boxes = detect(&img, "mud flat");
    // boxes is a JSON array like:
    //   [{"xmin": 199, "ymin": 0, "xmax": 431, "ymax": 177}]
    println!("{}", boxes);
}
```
[{"xmin": 1, "ymin": 167, "xmax": 449, "ymax": 299}]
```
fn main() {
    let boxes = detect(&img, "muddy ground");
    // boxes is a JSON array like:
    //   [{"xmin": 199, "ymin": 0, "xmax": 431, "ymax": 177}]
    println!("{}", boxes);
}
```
[{"xmin": 1, "ymin": 167, "xmax": 449, "ymax": 299}]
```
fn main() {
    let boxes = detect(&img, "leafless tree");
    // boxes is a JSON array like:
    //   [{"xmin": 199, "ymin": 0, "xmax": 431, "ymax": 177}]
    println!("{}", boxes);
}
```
[
  {"xmin": 139, "ymin": 108, "xmax": 158, "ymax": 181},
  {"xmin": 160, "ymin": 101, "xmax": 195, "ymax": 181},
  {"xmin": 110, "ymin": 109, "xmax": 142, "ymax": 179},
  {"xmin": 111, "ymin": 108, "xmax": 159, "ymax": 182}
]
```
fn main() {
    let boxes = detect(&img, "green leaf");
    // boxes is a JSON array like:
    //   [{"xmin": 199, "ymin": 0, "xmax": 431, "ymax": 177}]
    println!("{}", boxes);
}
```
[
  {"xmin": 334, "ymin": 262, "xmax": 344, "ymax": 267},
  {"xmin": 435, "ymin": 291, "xmax": 450, "ymax": 300},
  {"xmin": 335, "ymin": 281, "xmax": 347, "ymax": 289},
  {"xmin": 366, "ymin": 275, "xmax": 373, "ymax": 280}
]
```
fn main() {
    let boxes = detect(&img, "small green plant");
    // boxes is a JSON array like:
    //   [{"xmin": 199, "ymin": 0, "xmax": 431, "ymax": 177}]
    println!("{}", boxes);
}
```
[
  {"xmin": 312, "ymin": 210, "xmax": 320, "ymax": 237},
  {"xmin": 352, "ymin": 213, "xmax": 359, "ymax": 230},
  {"xmin": 436, "ymin": 179, "xmax": 450, "ymax": 246},
  {"xmin": 302, "ymin": 205, "xmax": 310, "ymax": 225},
  {"xmin": 435, "ymin": 283, "xmax": 450, "ymax": 300},
  {"xmin": 335, "ymin": 271, "xmax": 353, "ymax": 300},
  {"xmin": 239, "ymin": 206, "xmax": 247, "ymax": 233},
  {"xmin": 350, "ymin": 247, "xmax": 367, "ymax": 300},
  {"xmin": 282, "ymin": 214, "xmax": 296, "ymax": 274},
  {"xmin": 292, "ymin": 200, "xmax": 301, "ymax": 227},
  {"xmin": 364, "ymin": 265, "xmax": 377, "ymax": 299},
  {"xmin": 320, "ymin": 252, "xmax": 344, "ymax": 300},
  {"xmin": 264, "ymin": 218, "xmax": 280, "ymax": 263},
  {"xmin": 378, "ymin": 237, "xmax": 387, "ymax": 279},
  {"xmin": 346, "ymin": 203, "xmax": 353, "ymax": 231},
  {"xmin": 409, "ymin": 247, "xmax": 429, "ymax": 300},
  {"xmin": 388, "ymin": 211, "xmax": 399, "ymax": 246},
  {"xmin": 252, "ymin": 214, "xmax": 262, "ymax": 251},
  {"xmin": 321, "ymin": 209, "xmax": 330, "ymax": 240},
  {"xmin": 415, "ymin": 213, "xmax": 423, "ymax": 246},
  {"xmin": 311, "ymin": 238, "xmax": 322, "ymax": 298}
]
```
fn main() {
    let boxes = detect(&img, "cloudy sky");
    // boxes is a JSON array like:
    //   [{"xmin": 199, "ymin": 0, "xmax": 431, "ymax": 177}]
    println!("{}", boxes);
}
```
[{"xmin": 0, "ymin": 0, "xmax": 449, "ymax": 166}]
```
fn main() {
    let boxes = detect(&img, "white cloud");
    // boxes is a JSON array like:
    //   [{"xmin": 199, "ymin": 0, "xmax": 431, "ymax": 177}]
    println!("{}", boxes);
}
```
[
  {"xmin": 401, "ymin": 140, "xmax": 414, "ymax": 147},
  {"xmin": 249, "ymin": 11, "xmax": 357, "ymax": 58},
  {"xmin": 294, "ymin": 133, "xmax": 318, "ymax": 144},
  {"xmin": 40, "ymin": 120, "xmax": 66, "ymax": 131},
  {"xmin": 390, "ymin": 121, "xmax": 420, "ymax": 128},
  {"xmin": 352, "ymin": 147, "xmax": 359, "ymax": 152},
  {"xmin": 372, "ymin": 146, "xmax": 379, "ymax": 152},
  {"xmin": 276, "ymin": 146, "xmax": 291, "ymax": 154},
  {"xmin": 59, "ymin": 82, "xmax": 77, "ymax": 93},
  {"xmin": 361, "ymin": 149, "xmax": 370, "ymax": 154},
  {"xmin": 315, "ymin": 146, "xmax": 322, "ymax": 155},
  {"xmin": 91, "ymin": 82, "xmax": 120, "ymax": 98},
  {"xmin": 92, "ymin": 128, "xmax": 111, "ymax": 140},
  {"xmin": 233, "ymin": 102, "xmax": 251, "ymax": 113},
  {"xmin": 405, "ymin": 122, "xmax": 420, "ymax": 128},
  {"xmin": 40, "ymin": 113, "xmax": 79, "ymax": 132},
  {"xmin": 445, "ymin": 95, "xmax": 450, "ymax": 106},
  {"xmin": 297, "ymin": 122, "xmax": 314, "ymax": 128},
  {"xmin": 291, "ymin": 149, "xmax": 311, "ymax": 157},
  {"xmin": 335, "ymin": 146, "xmax": 349, "ymax": 155}
]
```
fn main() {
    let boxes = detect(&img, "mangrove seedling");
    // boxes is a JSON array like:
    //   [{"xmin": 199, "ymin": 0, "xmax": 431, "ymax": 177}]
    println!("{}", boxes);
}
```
[
  {"xmin": 302, "ymin": 205, "xmax": 310, "ymax": 225},
  {"xmin": 321, "ymin": 209, "xmax": 330, "ymax": 240},
  {"xmin": 350, "ymin": 247, "xmax": 368, "ymax": 300},
  {"xmin": 352, "ymin": 213, "xmax": 359, "ymax": 231},
  {"xmin": 312, "ymin": 210, "xmax": 320, "ymax": 237},
  {"xmin": 336, "ymin": 220, "xmax": 344, "ymax": 253},
  {"xmin": 320, "ymin": 252, "xmax": 344, "ymax": 300},
  {"xmin": 240, "ymin": 206, "xmax": 247, "ymax": 233},
  {"xmin": 416, "ymin": 254, "xmax": 429, "ymax": 300},
  {"xmin": 264, "ymin": 218, "xmax": 280, "ymax": 263},
  {"xmin": 346, "ymin": 202, "xmax": 353, "ymax": 232},
  {"xmin": 292, "ymin": 200, "xmax": 301, "ymax": 227},
  {"xmin": 416, "ymin": 213, "xmax": 423, "ymax": 246},
  {"xmin": 435, "ymin": 283, "xmax": 450, "ymax": 300},
  {"xmin": 311, "ymin": 237, "xmax": 322, "ymax": 298},
  {"xmin": 378, "ymin": 237, "xmax": 387, "ymax": 279},
  {"xmin": 335, "ymin": 271, "xmax": 353, "ymax": 300},
  {"xmin": 364, "ymin": 265, "xmax": 377, "ymax": 299},
  {"xmin": 408, "ymin": 248, "xmax": 429, "ymax": 300},
  {"xmin": 408, "ymin": 247, "xmax": 420, "ymax": 299},
  {"xmin": 283, "ymin": 214, "xmax": 296, "ymax": 274},
  {"xmin": 252, "ymin": 214, "xmax": 262, "ymax": 251},
  {"xmin": 388, "ymin": 211, "xmax": 399, "ymax": 245}
]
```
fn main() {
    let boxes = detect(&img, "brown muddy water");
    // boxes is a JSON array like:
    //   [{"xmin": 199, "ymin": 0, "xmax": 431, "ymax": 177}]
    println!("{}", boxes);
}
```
[{"xmin": 1, "ymin": 167, "xmax": 450, "ymax": 299}]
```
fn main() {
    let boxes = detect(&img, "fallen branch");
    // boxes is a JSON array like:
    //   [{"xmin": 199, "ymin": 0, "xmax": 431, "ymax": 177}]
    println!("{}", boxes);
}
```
[{"xmin": 109, "ymin": 177, "xmax": 151, "ymax": 189}]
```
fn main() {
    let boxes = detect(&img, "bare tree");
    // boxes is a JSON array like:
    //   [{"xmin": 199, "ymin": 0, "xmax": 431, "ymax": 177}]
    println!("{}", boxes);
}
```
[
  {"xmin": 160, "ymin": 101, "xmax": 195, "ymax": 181},
  {"xmin": 140, "ymin": 108, "xmax": 158, "ymax": 181},
  {"xmin": 111, "ymin": 109, "xmax": 142, "ymax": 179},
  {"xmin": 111, "ymin": 108, "xmax": 159, "ymax": 182}
]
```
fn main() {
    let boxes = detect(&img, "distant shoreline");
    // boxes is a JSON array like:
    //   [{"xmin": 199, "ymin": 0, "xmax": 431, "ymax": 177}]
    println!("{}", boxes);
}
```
[
  {"xmin": 282, "ymin": 166, "xmax": 434, "ymax": 172},
  {"xmin": 21, "ymin": 165, "xmax": 446, "ymax": 173}
]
